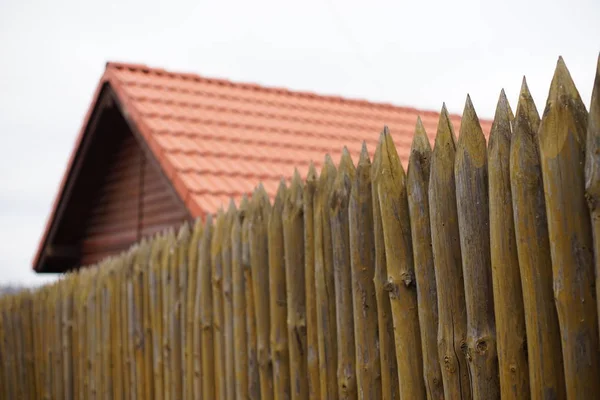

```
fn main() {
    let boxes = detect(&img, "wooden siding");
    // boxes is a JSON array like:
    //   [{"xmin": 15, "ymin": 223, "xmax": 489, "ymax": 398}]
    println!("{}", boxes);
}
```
[{"xmin": 80, "ymin": 126, "xmax": 188, "ymax": 266}]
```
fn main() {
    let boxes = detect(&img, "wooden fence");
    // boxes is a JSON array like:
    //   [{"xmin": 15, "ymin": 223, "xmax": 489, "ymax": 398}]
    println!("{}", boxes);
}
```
[{"xmin": 1, "ymin": 55, "xmax": 600, "ymax": 399}]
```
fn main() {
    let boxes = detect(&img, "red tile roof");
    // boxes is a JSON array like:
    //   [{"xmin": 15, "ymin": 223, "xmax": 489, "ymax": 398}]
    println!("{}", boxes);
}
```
[
  {"xmin": 100, "ymin": 62, "xmax": 492, "ymax": 216},
  {"xmin": 33, "ymin": 61, "xmax": 494, "ymax": 270}
]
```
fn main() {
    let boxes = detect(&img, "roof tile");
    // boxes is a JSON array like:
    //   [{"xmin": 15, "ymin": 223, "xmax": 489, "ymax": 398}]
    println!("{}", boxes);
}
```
[{"xmin": 103, "ymin": 62, "xmax": 492, "ymax": 216}]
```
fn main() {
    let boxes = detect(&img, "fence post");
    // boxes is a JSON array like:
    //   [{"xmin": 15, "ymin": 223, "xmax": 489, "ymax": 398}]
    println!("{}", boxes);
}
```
[
  {"xmin": 243, "ymin": 195, "xmax": 262, "ymax": 400},
  {"xmin": 303, "ymin": 162, "xmax": 320, "ymax": 398},
  {"xmin": 488, "ymin": 90, "xmax": 529, "ymax": 399},
  {"xmin": 100, "ymin": 263, "xmax": 112, "ymax": 398},
  {"xmin": 371, "ymin": 133, "xmax": 400, "ymax": 400},
  {"xmin": 314, "ymin": 155, "xmax": 339, "ymax": 399},
  {"xmin": 455, "ymin": 96, "xmax": 499, "ymax": 399},
  {"xmin": 186, "ymin": 219, "xmax": 203, "ymax": 399},
  {"xmin": 429, "ymin": 106, "xmax": 471, "ymax": 399},
  {"xmin": 538, "ymin": 57, "xmax": 600, "ymax": 397},
  {"xmin": 349, "ymin": 143, "xmax": 381, "ymax": 399},
  {"xmin": 148, "ymin": 235, "xmax": 165, "ymax": 400},
  {"xmin": 211, "ymin": 210, "xmax": 227, "ymax": 399},
  {"xmin": 283, "ymin": 170, "xmax": 308, "ymax": 399},
  {"xmin": 223, "ymin": 202, "xmax": 237, "ymax": 400},
  {"xmin": 136, "ymin": 241, "xmax": 152, "ymax": 399},
  {"xmin": 585, "ymin": 55, "xmax": 600, "ymax": 345},
  {"xmin": 199, "ymin": 216, "xmax": 215, "ymax": 400},
  {"xmin": 233, "ymin": 196, "xmax": 249, "ymax": 400},
  {"xmin": 269, "ymin": 180, "xmax": 291, "ymax": 398},
  {"xmin": 250, "ymin": 184, "xmax": 274, "ymax": 399},
  {"xmin": 510, "ymin": 78, "xmax": 565, "ymax": 398},
  {"xmin": 376, "ymin": 129, "xmax": 426, "ymax": 399},
  {"xmin": 330, "ymin": 148, "xmax": 357, "ymax": 399},
  {"xmin": 407, "ymin": 119, "xmax": 444, "ymax": 399},
  {"xmin": 175, "ymin": 224, "xmax": 190, "ymax": 400},
  {"xmin": 165, "ymin": 231, "xmax": 179, "ymax": 400}
]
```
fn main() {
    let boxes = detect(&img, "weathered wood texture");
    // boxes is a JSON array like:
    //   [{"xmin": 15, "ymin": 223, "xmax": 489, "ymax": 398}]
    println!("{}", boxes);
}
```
[
  {"xmin": 199, "ymin": 217, "xmax": 215, "ymax": 400},
  {"xmin": 510, "ymin": 79, "xmax": 565, "ymax": 399},
  {"xmin": 586, "ymin": 55, "xmax": 600, "ymax": 360},
  {"xmin": 250, "ymin": 185, "xmax": 274, "ymax": 399},
  {"xmin": 376, "ymin": 129, "xmax": 426, "ymax": 400},
  {"xmin": 269, "ymin": 181, "xmax": 291, "ymax": 399},
  {"xmin": 371, "ymin": 134, "xmax": 400, "ymax": 400},
  {"xmin": 455, "ymin": 96, "xmax": 500, "ymax": 399},
  {"xmin": 330, "ymin": 149, "xmax": 357, "ymax": 400},
  {"xmin": 350, "ymin": 144, "xmax": 382, "ymax": 400},
  {"xmin": 539, "ymin": 58, "xmax": 600, "ymax": 399},
  {"xmin": 222, "ymin": 204, "xmax": 237, "ymax": 400},
  {"xmin": 429, "ymin": 106, "xmax": 471, "ymax": 400},
  {"xmin": 407, "ymin": 119, "xmax": 444, "ymax": 400},
  {"xmin": 314, "ymin": 155, "xmax": 339, "ymax": 399},
  {"xmin": 488, "ymin": 90, "xmax": 529, "ymax": 400},
  {"xmin": 4, "ymin": 54, "xmax": 600, "ymax": 400},
  {"xmin": 303, "ymin": 163, "xmax": 320, "ymax": 399},
  {"xmin": 211, "ymin": 211, "xmax": 227, "ymax": 399},
  {"xmin": 283, "ymin": 171, "xmax": 308, "ymax": 400},
  {"xmin": 232, "ymin": 197, "xmax": 248, "ymax": 400}
]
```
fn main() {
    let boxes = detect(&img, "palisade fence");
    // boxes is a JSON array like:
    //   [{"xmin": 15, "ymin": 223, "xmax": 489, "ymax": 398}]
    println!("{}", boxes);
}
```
[{"xmin": 1, "ymin": 55, "xmax": 600, "ymax": 400}]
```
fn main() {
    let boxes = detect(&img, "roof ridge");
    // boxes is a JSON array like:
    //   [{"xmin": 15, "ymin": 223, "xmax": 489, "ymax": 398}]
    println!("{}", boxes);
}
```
[{"xmin": 105, "ymin": 60, "xmax": 448, "ymax": 118}]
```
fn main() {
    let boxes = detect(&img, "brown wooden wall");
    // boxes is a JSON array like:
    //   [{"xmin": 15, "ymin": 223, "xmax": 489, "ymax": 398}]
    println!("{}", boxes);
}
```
[
  {"xmin": 39, "ymin": 92, "xmax": 192, "ymax": 272},
  {"xmin": 79, "ymin": 122, "xmax": 189, "ymax": 266}
]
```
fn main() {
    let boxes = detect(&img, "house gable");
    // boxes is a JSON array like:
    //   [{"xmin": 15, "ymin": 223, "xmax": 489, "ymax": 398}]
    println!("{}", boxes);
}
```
[{"xmin": 33, "ymin": 84, "xmax": 191, "ymax": 273}]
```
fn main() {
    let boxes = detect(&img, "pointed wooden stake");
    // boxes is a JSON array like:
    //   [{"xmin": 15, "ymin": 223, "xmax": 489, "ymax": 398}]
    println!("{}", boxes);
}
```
[
  {"xmin": 314, "ymin": 154, "xmax": 339, "ymax": 399},
  {"xmin": 250, "ymin": 185, "xmax": 274, "ymax": 398},
  {"xmin": 330, "ymin": 147, "xmax": 357, "ymax": 399},
  {"xmin": 488, "ymin": 89, "xmax": 530, "ymax": 399},
  {"xmin": 210, "ymin": 210, "xmax": 227, "ymax": 399},
  {"xmin": 371, "ymin": 128, "xmax": 400, "ymax": 400},
  {"xmin": 222, "ymin": 202, "xmax": 237, "ymax": 399},
  {"xmin": 510, "ymin": 77, "xmax": 565, "ymax": 398},
  {"xmin": 148, "ymin": 235, "xmax": 164, "ymax": 400},
  {"xmin": 243, "ymin": 192, "xmax": 261, "ymax": 400},
  {"xmin": 303, "ymin": 162, "xmax": 320, "ymax": 399},
  {"xmin": 585, "ymin": 54, "xmax": 600, "ymax": 348},
  {"xmin": 376, "ymin": 128, "xmax": 426, "ymax": 400},
  {"xmin": 539, "ymin": 56, "xmax": 600, "ymax": 396},
  {"xmin": 198, "ymin": 216, "xmax": 215, "ymax": 399},
  {"xmin": 186, "ymin": 219, "xmax": 203, "ymax": 399},
  {"xmin": 133, "ymin": 241, "xmax": 151, "ymax": 400},
  {"xmin": 173, "ymin": 223, "xmax": 190, "ymax": 400},
  {"xmin": 161, "ymin": 230, "xmax": 177, "ymax": 400},
  {"xmin": 269, "ymin": 180, "xmax": 291, "ymax": 399},
  {"xmin": 283, "ymin": 169, "xmax": 308, "ymax": 400},
  {"xmin": 232, "ymin": 199, "xmax": 249, "ymax": 400},
  {"xmin": 349, "ymin": 142, "xmax": 382, "ymax": 399},
  {"xmin": 455, "ymin": 95, "xmax": 500, "ymax": 399},
  {"xmin": 429, "ymin": 106, "xmax": 471, "ymax": 400},
  {"xmin": 407, "ymin": 118, "xmax": 444, "ymax": 399}
]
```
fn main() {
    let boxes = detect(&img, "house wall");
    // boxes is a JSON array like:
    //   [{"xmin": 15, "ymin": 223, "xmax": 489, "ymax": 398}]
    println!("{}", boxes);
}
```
[{"xmin": 78, "ymin": 112, "xmax": 190, "ymax": 266}]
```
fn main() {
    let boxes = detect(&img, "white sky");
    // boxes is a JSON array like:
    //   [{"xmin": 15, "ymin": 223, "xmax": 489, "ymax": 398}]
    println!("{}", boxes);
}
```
[{"xmin": 0, "ymin": 0, "xmax": 599, "ymax": 286}]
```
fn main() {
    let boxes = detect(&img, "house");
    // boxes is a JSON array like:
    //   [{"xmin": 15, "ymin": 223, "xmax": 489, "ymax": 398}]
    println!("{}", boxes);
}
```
[{"xmin": 32, "ymin": 62, "xmax": 492, "ymax": 273}]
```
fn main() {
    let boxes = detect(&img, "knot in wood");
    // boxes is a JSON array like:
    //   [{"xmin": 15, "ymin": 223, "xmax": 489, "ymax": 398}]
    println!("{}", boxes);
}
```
[
  {"xmin": 400, "ymin": 272, "xmax": 415, "ymax": 287},
  {"xmin": 443, "ymin": 355, "xmax": 456, "ymax": 373},
  {"xmin": 476, "ymin": 339, "xmax": 488, "ymax": 353}
]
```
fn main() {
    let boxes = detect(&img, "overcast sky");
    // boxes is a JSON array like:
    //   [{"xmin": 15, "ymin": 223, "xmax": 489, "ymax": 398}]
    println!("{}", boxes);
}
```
[{"xmin": 1, "ymin": 0, "xmax": 599, "ymax": 286}]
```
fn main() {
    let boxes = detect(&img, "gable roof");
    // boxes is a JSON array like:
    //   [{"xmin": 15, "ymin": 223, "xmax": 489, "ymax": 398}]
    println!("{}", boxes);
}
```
[
  {"xmin": 34, "ymin": 61, "xmax": 492, "ymax": 271},
  {"xmin": 103, "ymin": 62, "xmax": 492, "ymax": 213}
]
